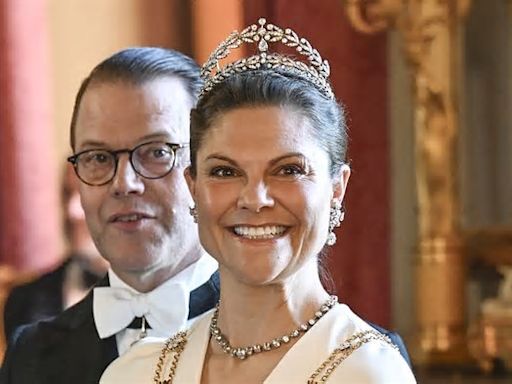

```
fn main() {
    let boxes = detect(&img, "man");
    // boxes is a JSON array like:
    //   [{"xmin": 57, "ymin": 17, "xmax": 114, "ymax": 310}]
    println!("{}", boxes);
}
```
[{"xmin": 0, "ymin": 47, "xmax": 219, "ymax": 384}]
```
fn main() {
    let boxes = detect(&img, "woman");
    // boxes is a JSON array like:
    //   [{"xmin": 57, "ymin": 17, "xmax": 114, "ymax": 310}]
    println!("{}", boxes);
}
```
[{"xmin": 101, "ymin": 18, "xmax": 416, "ymax": 383}]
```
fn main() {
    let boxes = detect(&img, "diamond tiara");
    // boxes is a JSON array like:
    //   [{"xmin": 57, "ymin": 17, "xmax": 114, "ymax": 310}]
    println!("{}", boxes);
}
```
[{"xmin": 199, "ymin": 18, "xmax": 335, "ymax": 101}]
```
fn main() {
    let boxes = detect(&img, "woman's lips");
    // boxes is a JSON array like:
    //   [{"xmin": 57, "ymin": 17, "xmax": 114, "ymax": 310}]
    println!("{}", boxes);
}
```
[{"xmin": 230, "ymin": 224, "xmax": 289, "ymax": 240}]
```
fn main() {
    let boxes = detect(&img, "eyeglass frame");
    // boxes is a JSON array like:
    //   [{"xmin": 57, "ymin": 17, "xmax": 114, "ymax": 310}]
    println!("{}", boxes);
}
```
[{"xmin": 67, "ymin": 141, "xmax": 188, "ymax": 186}]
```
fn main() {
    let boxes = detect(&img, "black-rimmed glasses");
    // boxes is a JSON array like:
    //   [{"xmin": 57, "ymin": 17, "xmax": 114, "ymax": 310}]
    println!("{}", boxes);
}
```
[{"xmin": 67, "ymin": 141, "xmax": 188, "ymax": 186}]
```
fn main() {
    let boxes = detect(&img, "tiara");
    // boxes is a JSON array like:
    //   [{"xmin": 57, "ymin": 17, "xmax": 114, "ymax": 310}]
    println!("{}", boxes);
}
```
[{"xmin": 199, "ymin": 18, "xmax": 334, "ymax": 101}]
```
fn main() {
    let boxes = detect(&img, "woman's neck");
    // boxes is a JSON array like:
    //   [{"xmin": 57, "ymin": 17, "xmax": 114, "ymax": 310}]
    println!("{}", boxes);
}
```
[{"xmin": 214, "ymin": 260, "xmax": 332, "ymax": 348}]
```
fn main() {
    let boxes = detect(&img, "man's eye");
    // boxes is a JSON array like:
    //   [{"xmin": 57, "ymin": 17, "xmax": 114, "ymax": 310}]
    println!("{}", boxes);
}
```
[
  {"xmin": 210, "ymin": 166, "xmax": 238, "ymax": 178},
  {"xmin": 151, "ymin": 148, "xmax": 171, "ymax": 159},
  {"xmin": 93, "ymin": 153, "xmax": 110, "ymax": 163},
  {"xmin": 82, "ymin": 152, "xmax": 110, "ymax": 165},
  {"xmin": 138, "ymin": 145, "xmax": 172, "ymax": 161}
]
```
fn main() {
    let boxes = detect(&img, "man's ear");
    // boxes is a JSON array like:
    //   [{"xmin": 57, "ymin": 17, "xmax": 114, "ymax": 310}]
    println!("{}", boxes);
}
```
[
  {"xmin": 332, "ymin": 164, "xmax": 351, "ymax": 202},
  {"xmin": 184, "ymin": 167, "xmax": 196, "ymax": 198}
]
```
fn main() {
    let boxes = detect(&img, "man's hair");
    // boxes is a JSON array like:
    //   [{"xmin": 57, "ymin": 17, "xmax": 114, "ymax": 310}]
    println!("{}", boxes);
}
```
[{"xmin": 69, "ymin": 47, "xmax": 202, "ymax": 150}]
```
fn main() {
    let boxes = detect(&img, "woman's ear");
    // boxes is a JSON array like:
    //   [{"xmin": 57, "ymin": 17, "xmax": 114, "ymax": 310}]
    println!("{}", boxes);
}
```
[
  {"xmin": 332, "ymin": 164, "xmax": 351, "ymax": 202},
  {"xmin": 184, "ymin": 167, "xmax": 196, "ymax": 198}
]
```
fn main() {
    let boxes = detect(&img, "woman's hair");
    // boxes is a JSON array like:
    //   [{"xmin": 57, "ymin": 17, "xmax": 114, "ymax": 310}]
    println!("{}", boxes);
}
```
[{"xmin": 189, "ymin": 69, "xmax": 348, "ymax": 179}]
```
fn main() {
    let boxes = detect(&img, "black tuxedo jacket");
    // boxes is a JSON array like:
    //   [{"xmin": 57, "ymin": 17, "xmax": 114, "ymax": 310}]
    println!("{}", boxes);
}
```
[
  {"xmin": 3, "ymin": 261, "xmax": 68, "ymax": 341},
  {"xmin": 0, "ymin": 272, "xmax": 220, "ymax": 384},
  {"xmin": 3, "ymin": 256, "xmax": 102, "ymax": 342}
]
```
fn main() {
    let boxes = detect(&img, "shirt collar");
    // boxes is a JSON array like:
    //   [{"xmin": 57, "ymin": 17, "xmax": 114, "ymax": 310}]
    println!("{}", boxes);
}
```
[{"xmin": 108, "ymin": 253, "xmax": 218, "ymax": 294}]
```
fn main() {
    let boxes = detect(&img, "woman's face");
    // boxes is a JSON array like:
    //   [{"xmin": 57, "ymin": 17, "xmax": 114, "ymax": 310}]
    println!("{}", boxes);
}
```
[{"xmin": 186, "ymin": 105, "xmax": 350, "ymax": 285}]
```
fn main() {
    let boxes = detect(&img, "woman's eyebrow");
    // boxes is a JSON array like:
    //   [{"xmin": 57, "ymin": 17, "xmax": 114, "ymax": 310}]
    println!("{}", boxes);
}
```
[{"xmin": 268, "ymin": 153, "xmax": 305, "ymax": 166}]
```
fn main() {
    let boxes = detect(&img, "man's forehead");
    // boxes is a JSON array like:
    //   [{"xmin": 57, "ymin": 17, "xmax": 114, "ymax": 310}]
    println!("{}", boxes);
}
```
[
  {"xmin": 82, "ymin": 77, "xmax": 191, "ymax": 110},
  {"xmin": 74, "ymin": 79, "xmax": 191, "ymax": 149}
]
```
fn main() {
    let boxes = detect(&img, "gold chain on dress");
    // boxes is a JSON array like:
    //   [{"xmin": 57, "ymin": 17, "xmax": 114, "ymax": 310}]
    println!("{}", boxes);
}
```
[
  {"xmin": 153, "ymin": 331, "xmax": 188, "ymax": 384},
  {"xmin": 153, "ymin": 329, "xmax": 397, "ymax": 383},
  {"xmin": 307, "ymin": 330, "xmax": 398, "ymax": 383}
]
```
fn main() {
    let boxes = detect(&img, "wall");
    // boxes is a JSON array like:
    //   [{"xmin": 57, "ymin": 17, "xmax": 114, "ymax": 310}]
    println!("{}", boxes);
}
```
[{"xmin": 48, "ymin": 0, "xmax": 189, "ymax": 175}]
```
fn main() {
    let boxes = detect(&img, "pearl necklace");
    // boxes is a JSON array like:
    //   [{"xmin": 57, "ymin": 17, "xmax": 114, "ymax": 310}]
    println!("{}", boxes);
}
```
[{"xmin": 209, "ymin": 295, "xmax": 338, "ymax": 360}]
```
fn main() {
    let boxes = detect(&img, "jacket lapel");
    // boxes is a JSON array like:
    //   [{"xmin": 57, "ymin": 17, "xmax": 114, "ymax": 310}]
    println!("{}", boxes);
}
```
[
  {"xmin": 38, "ymin": 275, "xmax": 119, "ymax": 384},
  {"xmin": 188, "ymin": 271, "xmax": 220, "ymax": 319}
]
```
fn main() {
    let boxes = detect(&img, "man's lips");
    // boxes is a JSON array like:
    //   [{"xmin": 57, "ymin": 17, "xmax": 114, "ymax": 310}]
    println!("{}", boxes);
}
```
[{"xmin": 107, "ymin": 212, "xmax": 155, "ymax": 223}]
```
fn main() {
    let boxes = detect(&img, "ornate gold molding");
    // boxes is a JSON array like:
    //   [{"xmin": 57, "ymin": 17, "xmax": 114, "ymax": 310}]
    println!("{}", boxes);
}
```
[
  {"xmin": 343, "ymin": 0, "xmax": 472, "ymax": 367},
  {"xmin": 344, "ymin": 0, "xmax": 471, "ymax": 34},
  {"xmin": 344, "ymin": 0, "xmax": 401, "ymax": 33}
]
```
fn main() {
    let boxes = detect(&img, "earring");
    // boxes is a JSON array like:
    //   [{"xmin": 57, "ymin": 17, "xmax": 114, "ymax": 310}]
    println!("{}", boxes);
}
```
[
  {"xmin": 189, "ymin": 205, "xmax": 198, "ymax": 223},
  {"xmin": 326, "ymin": 200, "xmax": 344, "ymax": 246}
]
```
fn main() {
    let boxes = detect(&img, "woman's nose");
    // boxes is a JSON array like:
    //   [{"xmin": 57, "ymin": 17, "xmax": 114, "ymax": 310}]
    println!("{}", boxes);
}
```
[{"xmin": 236, "ymin": 178, "xmax": 274, "ymax": 212}]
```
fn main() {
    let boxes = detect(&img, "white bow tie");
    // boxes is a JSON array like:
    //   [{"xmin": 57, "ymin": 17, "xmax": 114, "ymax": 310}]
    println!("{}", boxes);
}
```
[{"xmin": 93, "ymin": 283, "xmax": 189, "ymax": 339}]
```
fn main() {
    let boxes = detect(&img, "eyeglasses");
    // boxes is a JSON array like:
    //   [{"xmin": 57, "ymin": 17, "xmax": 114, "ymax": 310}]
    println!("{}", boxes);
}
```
[{"xmin": 67, "ymin": 141, "xmax": 188, "ymax": 186}]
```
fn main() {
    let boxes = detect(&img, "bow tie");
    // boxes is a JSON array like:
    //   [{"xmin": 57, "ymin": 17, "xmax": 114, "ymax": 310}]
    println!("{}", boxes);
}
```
[{"xmin": 93, "ymin": 283, "xmax": 189, "ymax": 339}]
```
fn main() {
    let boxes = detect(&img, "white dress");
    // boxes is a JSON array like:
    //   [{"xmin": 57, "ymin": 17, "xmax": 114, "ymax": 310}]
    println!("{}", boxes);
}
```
[{"xmin": 100, "ymin": 303, "xmax": 417, "ymax": 383}]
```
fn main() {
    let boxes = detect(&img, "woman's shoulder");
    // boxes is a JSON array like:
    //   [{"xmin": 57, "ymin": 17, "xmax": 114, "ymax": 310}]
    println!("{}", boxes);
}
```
[
  {"xmin": 328, "ymin": 338, "xmax": 417, "ymax": 383},
  {"xmin": 100, "ymin": 310, "xmax": 214, "ymax": 384},
  {"xmin": 99, "ymin": 336, "xmax": 168, "ymax": 383},
  {"xmin": 319, "ymin": 304, "xmax": 417, "ymax": 383}
]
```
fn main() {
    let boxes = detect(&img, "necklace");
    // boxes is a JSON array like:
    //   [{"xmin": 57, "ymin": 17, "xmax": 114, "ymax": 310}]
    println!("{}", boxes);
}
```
[{"xmin": 210, "ymin": 295, "xmax": 338, "ymax": 360}]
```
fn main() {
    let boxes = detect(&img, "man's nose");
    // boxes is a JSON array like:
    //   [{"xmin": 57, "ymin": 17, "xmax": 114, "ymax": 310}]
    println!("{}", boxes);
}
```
[
  {"xmin": 236, "ymin": 178, "xmax": 274, "ymax": 213},
  {"xmin": 110, "ymin": 154, "xmax": 145, "ymax": 196}
]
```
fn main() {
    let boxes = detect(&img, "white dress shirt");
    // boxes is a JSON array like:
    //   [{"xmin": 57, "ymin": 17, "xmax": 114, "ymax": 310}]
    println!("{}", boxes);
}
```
[{"xmin": 93, "ymin": 254, "xmax": 217, "ymax": 355}]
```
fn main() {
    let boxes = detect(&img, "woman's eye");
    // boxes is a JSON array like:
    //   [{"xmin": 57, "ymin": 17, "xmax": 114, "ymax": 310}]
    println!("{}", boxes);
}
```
[
  {"xmin": 277, "ymin": 165, "xmax": 306, "ymax": 176},
  {"xmin": 210, "ymin": 166, "xmax": 238, "ymax": 178}
]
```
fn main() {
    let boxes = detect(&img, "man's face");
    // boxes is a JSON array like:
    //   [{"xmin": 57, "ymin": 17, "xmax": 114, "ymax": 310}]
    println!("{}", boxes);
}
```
[{"xmin": 73, "ymin": 78, "xmax": 201, "ymax": 289}]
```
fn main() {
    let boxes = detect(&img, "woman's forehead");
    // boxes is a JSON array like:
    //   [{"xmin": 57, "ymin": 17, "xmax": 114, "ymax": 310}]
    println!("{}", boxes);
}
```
[
  {"xmin": 206, "ymin": 106, "xmax": 314, "ymax": 142},
  {"xmin": 198, "ymin": 106, "xmax": 328, "ymax": 165}
]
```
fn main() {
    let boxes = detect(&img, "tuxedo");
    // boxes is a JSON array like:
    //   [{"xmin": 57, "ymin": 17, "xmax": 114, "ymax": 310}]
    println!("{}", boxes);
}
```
[
  {"xmin": 0, "ymin": 272, "xmax": 220, "ymax": 384},
  {"xmin": 3, "ymin": 262, "xmax": 68, "ymax": 342},
  {"xmin": 3, "ymin": 257, "xmax": 101, "ymax": 342}
]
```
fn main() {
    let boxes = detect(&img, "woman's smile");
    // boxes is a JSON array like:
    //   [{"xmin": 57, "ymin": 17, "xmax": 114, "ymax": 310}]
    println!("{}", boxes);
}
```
[{"xmin": 230, "ymin": 224, "xmax": 289, "ymax": 240}]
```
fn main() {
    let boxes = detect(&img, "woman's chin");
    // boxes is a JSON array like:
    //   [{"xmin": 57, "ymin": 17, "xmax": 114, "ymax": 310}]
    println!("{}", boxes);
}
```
[{"xmin": 227, "ymin": 265, "xmax": 285, "ymax": 287}]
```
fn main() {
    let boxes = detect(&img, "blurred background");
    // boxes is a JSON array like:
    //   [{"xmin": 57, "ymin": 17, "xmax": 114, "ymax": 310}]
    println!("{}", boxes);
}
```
[{"xmin": 1, "ymin": 0, "xmax": 511, "ymax": 382}]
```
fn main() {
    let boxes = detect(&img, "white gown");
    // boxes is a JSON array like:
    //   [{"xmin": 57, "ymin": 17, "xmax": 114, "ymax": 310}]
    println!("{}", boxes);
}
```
[{"xmin": 100, "ymin": 303, "xmax": 417, "ymax": 383}]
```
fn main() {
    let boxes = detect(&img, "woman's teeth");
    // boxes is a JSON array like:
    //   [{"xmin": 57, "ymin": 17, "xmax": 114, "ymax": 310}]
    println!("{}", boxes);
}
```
[{"xmin": 233, "ymin": 225, "xmax": 287, "ymax": 239}]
